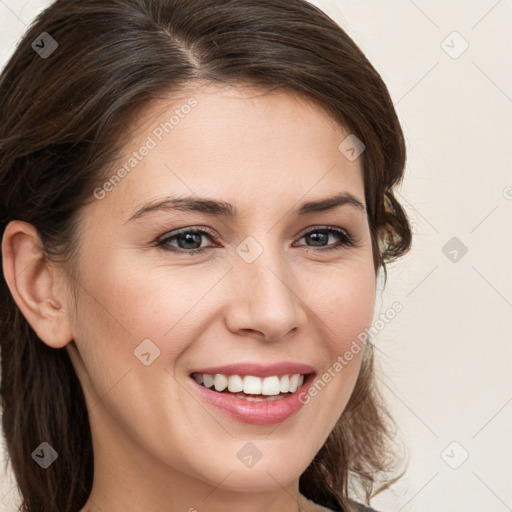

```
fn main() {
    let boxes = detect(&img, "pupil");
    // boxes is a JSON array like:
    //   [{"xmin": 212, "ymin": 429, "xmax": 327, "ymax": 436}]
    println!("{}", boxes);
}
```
[
  {"xmin": 308, "ymin": 231, "xmax": 327, "ymax": 246},
  {"xmin": 179, "ymin": 233, "xmax": 201, "ymax": 249}
]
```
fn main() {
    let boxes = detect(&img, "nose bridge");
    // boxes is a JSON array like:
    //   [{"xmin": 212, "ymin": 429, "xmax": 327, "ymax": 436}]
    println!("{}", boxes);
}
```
[{"xmin": 225, "ymin": 235, "xmax": 304, "ymax": 340}]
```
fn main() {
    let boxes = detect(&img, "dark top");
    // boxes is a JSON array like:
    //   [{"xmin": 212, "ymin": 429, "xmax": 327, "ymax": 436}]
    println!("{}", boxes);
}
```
[
  {"xmin": 353, "ymin": 503, "xmax": 380, "ymax": 512},
  {"xmin": 299, "ymin": 491, "xmax": 381, "ymax": 512}
]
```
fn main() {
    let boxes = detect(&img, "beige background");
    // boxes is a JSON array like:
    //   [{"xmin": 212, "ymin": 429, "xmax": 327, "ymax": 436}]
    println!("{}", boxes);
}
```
[{"xmin": 1, "ymin": 1, "xmax": 511, "ymax": 511}]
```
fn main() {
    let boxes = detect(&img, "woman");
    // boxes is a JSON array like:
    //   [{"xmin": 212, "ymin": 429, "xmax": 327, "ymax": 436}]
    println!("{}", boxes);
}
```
[{"xmin": 0, "ymin": 1, "xmax": 412, "ymax": 511}]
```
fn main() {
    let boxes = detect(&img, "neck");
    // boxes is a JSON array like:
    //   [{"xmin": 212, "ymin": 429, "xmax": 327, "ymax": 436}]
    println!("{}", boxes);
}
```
[{"xmin": 79, "ymin": 402, "xmax": 316, "ymax": 512}]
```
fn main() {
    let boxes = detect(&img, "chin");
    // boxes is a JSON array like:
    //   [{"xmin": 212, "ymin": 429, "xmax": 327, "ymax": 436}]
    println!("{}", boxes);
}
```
[
  {"xmin": 198, "ymin": 451, "xmax": 307, "ymax": 492},
  {"xmin": 211, "ymin": 470, "xmax": 299, "ymax": 493}
]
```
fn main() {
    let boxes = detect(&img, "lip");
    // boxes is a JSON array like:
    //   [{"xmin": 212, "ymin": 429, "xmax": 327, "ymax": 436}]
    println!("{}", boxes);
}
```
[
  {"xmin": 190, "ymin": 371, "xmax": 315, "ymax": 426},
  {"xmin": 189, "ymin": 361, "xmax": 315, "ymax": 378}
]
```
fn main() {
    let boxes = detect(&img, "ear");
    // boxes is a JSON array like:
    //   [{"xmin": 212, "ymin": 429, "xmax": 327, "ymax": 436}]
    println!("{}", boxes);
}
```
[{"xmin": 1, "ymin": 220, "xmax": 73, "ymax": 348}]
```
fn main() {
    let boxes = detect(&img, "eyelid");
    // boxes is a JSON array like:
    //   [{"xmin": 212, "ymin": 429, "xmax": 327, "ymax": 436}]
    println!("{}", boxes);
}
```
[
  {"xmin": 160, "ymin": 225, "xmax": 217, "ymax": 239},
  {"xmin": 296, "ymin": 224, "xmax": 349, "ymax": 239}
]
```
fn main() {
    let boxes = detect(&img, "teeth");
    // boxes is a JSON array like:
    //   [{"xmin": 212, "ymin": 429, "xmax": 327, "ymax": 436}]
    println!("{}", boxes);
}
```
[
  {"xmin": 193, "ymin": 372, "xmax": 307, "ymax": 395},
  {"xmin": 261, "ymin": 376, "xmax": 281, "ymax": 396},
  {"xmin": 243, "ymin": 375, "xmax": 261, "ymax": 394},
  {"xmin": 228, "ymin": 375, "xmax": 244, "ymax": 393},
  {"xmin": 279, "ymin": 374, "xmax": 289, "ymax": 393},
  {"xmin": 289, "ymin": 374, "xmax": 299, "ymax": 393},
  {"xmin": 235, "ymin": 393, "xmax": 286, "ymax": 402},
  {"xmin": 203, "ymin": 374, "xmax": 214, "ymax": 388},
  {"xmin": 213, "ymin": 374, "xmax": 228, "ymax": 392}
]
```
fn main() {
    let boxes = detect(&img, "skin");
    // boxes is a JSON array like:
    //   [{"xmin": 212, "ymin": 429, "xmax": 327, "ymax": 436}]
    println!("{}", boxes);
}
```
[{"xmin": 2, "ymin": 83, "xmax": 378, "ymax": 512}]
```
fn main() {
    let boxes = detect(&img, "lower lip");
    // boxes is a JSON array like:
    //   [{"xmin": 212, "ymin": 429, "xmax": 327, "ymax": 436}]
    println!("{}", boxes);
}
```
[{"xmin": 190, "ymin": 374, "xmax": 315, "ymax": 425}]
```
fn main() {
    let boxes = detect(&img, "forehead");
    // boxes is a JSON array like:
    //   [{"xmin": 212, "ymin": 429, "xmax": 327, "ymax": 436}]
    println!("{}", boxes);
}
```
[{"xmin": 91, "ymin": 83, "xmax": 365, "ymax": 220}]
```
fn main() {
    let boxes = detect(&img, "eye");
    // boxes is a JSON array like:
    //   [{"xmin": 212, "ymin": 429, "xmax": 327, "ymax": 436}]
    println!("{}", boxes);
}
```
[
  {"xmin": 294, "ymin": 226, "xmax": 355, "ymax": 251},
  {"xmin": 156, "ymin": 225, "xmax": 356, "ymax": 255},
  {"xmin": 156, "ymin": 227, "xmax": 217, "ymax": 254}
]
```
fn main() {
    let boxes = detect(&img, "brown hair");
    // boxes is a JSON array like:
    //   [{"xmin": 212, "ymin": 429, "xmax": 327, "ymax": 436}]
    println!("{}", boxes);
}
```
[{"xmin": 0, "ymin": 1, "xmax": 412, "ymax": 511}]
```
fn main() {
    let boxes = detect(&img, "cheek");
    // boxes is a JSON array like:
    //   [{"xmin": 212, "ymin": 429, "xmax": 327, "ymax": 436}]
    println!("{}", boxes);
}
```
[
  {"xmin": 304, "ymin": 259, "xmax": 376, "ymax": 342},
  {"xmin": 71, "ymin": 252, "xmax": 221, "ymax": 375},
  {"xmin": 299, "ymin": 259, "xmax": 375, "ymax": 411}
]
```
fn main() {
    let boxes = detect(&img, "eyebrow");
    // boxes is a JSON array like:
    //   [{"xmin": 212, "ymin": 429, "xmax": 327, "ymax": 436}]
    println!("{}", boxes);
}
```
[{"xmin": 126, "ymin": 191, "xmax": 366, "ymax": 223}]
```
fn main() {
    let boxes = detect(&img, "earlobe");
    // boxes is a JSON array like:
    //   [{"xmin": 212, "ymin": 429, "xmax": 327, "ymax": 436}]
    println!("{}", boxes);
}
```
[{"xmin": 1, "ymin": 220, "xmax": 73, "ymax": 349}]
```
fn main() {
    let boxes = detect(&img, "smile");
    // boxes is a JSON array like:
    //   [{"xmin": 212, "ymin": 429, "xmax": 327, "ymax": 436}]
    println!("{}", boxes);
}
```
[
  {"xmin": 189, "ymin": 371, "xmax": 315, "ymax": 425},
  {"xmin": 191, "ymin": 372, "xmax": 307, "ymax": 397}
]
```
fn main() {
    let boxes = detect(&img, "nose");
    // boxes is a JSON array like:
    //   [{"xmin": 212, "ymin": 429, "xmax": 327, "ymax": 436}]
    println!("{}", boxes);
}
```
[{"xmin": 224, "ymin": 245, "xmax": 307, "ymax": 342}]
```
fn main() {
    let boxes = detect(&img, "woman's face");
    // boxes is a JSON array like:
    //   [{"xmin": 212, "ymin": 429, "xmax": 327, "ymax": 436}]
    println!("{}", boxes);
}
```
[{"xmin": 64, "ymin": 83, "xmax": 377, "ymax": 504}]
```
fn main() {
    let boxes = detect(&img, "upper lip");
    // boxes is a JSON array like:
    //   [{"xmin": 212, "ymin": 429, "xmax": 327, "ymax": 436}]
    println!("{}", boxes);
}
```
[{"xmin": 189, "ymin": 362, "xmax": 315, "ymax": 378}]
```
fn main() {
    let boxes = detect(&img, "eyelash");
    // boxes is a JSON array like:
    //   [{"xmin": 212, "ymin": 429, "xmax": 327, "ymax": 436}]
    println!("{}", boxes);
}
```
[{"xmin": 155, "ymin": 225, "xmax": 357, "ymax": 255}]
